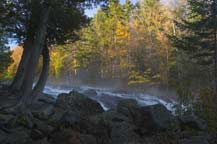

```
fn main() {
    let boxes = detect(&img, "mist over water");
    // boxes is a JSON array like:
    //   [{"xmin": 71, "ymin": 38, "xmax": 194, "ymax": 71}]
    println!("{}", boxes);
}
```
[{"xmin": 43, "ymin": 84, "xmax": 177, "ymax": 111}]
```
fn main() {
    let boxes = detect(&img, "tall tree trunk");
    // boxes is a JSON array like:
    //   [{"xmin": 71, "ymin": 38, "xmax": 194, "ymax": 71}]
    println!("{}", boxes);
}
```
[
  {"xmin": 214, "ymin": 30, "xmax": 217, "ymax": 94},
  {"xmin": 21, "ymin": 3, "xmax": 50, "ymax": 103},
  {"xmin": 32, "ymin": 43, "xmax": 50, "ymax": 96},
  {"xmin": 10, "ymin": 38, "xmax": 33, "ymax": 91}
]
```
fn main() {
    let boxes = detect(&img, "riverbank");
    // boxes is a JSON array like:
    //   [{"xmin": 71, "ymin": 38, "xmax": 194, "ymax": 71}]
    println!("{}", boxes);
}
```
[{"xmin": 0, "ymin": 85, "xmax": 213, "ymax": 144}]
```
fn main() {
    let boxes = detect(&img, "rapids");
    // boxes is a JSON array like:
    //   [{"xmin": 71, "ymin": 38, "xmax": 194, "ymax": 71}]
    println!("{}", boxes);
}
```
[{"xmin": 44, "ymin": 85, "xmax": 176, "ymax": 111}]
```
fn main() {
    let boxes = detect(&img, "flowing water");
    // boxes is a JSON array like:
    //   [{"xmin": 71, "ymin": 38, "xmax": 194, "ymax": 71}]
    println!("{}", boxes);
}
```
[{"xmin": 43, "ymin": 85, "xmax": 176, "ymax": 111}]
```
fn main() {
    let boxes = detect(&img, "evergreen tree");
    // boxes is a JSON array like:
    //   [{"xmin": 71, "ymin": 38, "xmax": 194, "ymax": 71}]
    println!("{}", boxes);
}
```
[
  {"xmin": 172, "ymin": 0, "xmax": 217, "ymax": 93},
  {"xmin": 0, "ymin": 0, "xmax": 105, "ymax": 104}
]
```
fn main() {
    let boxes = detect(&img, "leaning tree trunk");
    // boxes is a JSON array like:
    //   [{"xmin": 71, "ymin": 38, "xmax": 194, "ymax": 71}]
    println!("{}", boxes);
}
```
[
  {"xmin": 21, "ymin": 3, "xmax": 50, "ymax": 104},
  {"xmin": 32, "ymin": 43, "xmax": 50, "ymax": 97},
  {"xmin": 10, "ymin": 38, "xmax": 33, "ymax": 91}
]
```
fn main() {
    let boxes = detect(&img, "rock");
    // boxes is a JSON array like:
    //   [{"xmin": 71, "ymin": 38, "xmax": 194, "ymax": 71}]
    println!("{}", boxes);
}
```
[
  {"xmin": 50, "ymin": 129, "xmax": 82, "ymax": 144},
  {"xmin": 32, "ymin": 118, "xmax": 54, "ymax": 135},
  {"xmin": 29, "ymin": 138, "xmax": 50, "ymax": 144},
  {"xmin": 138, "ymin": 104, "xmax": 178, "ymax": 131},
  {"xmin": 31, "ymin": 94, "xmax": 55, "ymax": 120},
  {"xmin": 110, "ymin": 121, "xmax": 140, "ymax": 144},
  {"xmin": 89, "ymin": 111, "xmax": 140, "ymax": 144},
  {"xmin": 59, "ymin": 111, "xmax": 84, "ymax": 126},
  {"xmin": 7, "ymin": 114, "xmax": 34, "ymax": 129},
  {"xmin": 80, "ymin": 134, "xmax": 97, "ymax": 144},
  {"xmin": 98, "ymin": 94, "xmax": 125, "ymax": 109},
  {"xmin": 83, "ymin": 89, "xmax": 97, "ymax": 96},
  {"xmin": 3, "ymin": 127, "xmax": 31, "ymax": 144},
  {"xmin": 51, "ymin": 91, "xmax": 104, "ymax": 127},
  {"xmin": 117, "ymin": 100, "xmax": 178, "ymax": 134},
  {"xmin": 116, "ymin": 99, "xmax": 139, "ymax": 118},
  {"xmin": 54, "ymin": 90, "xmax": 104, "ymax": 116},
  {"xmin": 31, "ymin": 104, "xmax": 54, "ymax": 120},
  {"xmin": 179, "ymin": 115, "xmax": 207, "ymax": 131},
  {"xmin": 36, "ymin": 93, "xmax": 56, "ymax": 104},
  {"xmin": 31, "ymin": 129, "xmax": 44, "ymax": 140},
  {"xmin": 0, "ymin": 113, "xmax": 14, "ymax": 124},
  {"xmin": 0, "ymin": 130, "xmax": 7, "ymax": 143},
  {"xmin": 180, "ymin": 136, "xmax": 209, "ymax": 144}
]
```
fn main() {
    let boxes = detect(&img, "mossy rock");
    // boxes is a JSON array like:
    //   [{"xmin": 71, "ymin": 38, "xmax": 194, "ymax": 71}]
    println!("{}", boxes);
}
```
[{"xmin": 7, "ymin": 114, "xmax": 33, "ymax": 129}]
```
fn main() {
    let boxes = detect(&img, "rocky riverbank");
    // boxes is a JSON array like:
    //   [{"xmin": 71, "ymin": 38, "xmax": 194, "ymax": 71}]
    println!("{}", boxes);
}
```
[{"xmin": 0, "ymin": 87, "xmax": 212, "ymax": 144}]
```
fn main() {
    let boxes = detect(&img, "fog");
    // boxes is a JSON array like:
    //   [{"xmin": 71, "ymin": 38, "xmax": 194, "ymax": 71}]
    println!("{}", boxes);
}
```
[{"xmin": 44, "ymin": 77, "xmax": 178, "ymax": 112}]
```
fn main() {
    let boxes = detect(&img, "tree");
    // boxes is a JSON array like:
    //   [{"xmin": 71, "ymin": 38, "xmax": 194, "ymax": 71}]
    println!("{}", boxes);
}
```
[
  {"xmin": 1, "ymin": 0, "xmax": 105, "ymax": 104},
  {"xmin": 128, "ymin": 0, "xmax": 174, "ymax": 86},
  {"xmin": 172, "ymin": 0, "xmax": 217, "ymax": 94}
]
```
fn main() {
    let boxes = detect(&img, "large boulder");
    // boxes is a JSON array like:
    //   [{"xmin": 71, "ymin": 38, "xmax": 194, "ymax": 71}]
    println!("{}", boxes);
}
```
[
  {"xmin": 51, "ymin": 90, "xmax": 104, "ymax": 125},
  {"xmin": 55, "ymin": 90, "xmax": 103, "ymax": 114},
  {"xmin": 138, "ymin": 104, "xmax": 178, "ymax": 131},
  {"xmin": 117, "ymin": 100, "xmax": 178, "ymax": 134}
]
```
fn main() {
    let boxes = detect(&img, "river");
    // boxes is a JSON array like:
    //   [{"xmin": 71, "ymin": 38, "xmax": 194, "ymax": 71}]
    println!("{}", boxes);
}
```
[{"xmin": 43, "ymin": 85, "xmax": 176, "ymax": 111}]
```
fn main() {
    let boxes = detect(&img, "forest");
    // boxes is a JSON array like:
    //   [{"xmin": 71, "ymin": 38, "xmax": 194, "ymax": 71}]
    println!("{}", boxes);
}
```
[{"xmin": 0, "ymin": 0, "xmax": 217, "ymax": 144}]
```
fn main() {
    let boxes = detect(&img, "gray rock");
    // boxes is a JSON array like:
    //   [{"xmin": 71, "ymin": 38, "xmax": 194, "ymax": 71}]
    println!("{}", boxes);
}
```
[
  {"xmin": 117, "ymin": 100, "xmax": 178, "ymax": 134},
  {"xmin": 55, "ymin": 90, "xmax": 104, "ymax": 116},
  {"xmin": 179, "ymin": 115, "xmax": 207, "ymax": 131},
  {"xmin": 139, "ymin": 104, "xmax": 178, "ymax": 131},
  {"xmin": 83, "ymin": 89, "xmax": 97, "ymax": 96},
  {"xmin": 116, "ymin": 99, "xmax": 138, "ymax": 118},
  {"xmin": 32, "ymin": 118, "xmax": 54, "ymax": 135}
]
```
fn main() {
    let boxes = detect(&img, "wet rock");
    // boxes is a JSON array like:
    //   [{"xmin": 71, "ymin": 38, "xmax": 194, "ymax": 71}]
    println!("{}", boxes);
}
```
[
  {"xmin": 83, "ymin": 89, "xmax": 97, "ymax": 96},
  {"xmin": 179, "ymin": 115, "xmax": 207, "ymax": 131},
  {"xmin": 98, "ymin": 94, "xmax": 125, "ymax": 109}
]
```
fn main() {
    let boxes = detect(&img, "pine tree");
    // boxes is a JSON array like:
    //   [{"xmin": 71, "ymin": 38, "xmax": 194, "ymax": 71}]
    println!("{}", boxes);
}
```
[{"xmin": 172, "ymin": 0, "xmax": 217, "ymax": 93}]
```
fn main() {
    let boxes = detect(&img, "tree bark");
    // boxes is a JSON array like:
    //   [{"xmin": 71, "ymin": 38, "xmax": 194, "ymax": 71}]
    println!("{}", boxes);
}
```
[
  {"xmin": 10, "ymin": 38, "xmax": 33, "ymax": 91},
  {"xmin": 214, "ymin": 30, "xmax": 217, "ymax": 94},
  {"xmin": 21, "ymin": 3, "xmax": 50, "ymax": 103},
  {"xmin": 32, "ymin": 43, "xmax": 50, "ymax": 96}
]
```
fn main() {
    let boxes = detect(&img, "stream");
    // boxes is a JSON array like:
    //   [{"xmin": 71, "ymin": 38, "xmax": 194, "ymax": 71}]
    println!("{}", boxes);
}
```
[{"xmin": 43, "ymin": 85, "xmax": 176, "ymax": 111}]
